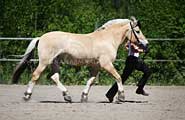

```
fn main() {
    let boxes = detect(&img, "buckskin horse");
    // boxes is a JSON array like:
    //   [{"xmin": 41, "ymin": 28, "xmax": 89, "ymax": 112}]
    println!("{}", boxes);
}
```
[{"xmin": 12, "ymin": 16, "xmax": 148, "ymax": 102}]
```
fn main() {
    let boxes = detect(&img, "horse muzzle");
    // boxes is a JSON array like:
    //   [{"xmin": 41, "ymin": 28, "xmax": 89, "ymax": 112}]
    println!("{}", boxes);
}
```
[{"xmin": 138, "ymin": 43, "xmax": 149, "ymax": 53}]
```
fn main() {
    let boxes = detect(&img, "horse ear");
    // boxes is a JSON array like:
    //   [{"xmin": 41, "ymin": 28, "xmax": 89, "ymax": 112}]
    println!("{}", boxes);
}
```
[
  {"xmin": 130, "ymin": 16, "xmax": 137, "ymax": 26},
  {"xmin": 137, "ymin": 20, "xmax": 141, "ymax": 29},
  {"xmin": 130, "ymin": 16, "xmax": 136, "ymax": 22}
]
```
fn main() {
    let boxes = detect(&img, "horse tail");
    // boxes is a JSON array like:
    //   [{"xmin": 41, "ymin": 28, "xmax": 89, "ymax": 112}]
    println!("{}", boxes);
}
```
[{"xmin": 12, "ymin": 37, "xmax": 40, "ymax": 84}]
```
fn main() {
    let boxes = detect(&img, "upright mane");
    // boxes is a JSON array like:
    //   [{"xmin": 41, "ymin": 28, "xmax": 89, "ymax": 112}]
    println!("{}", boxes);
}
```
[{"xmin": 96, "ymin": 19, "xmax": 130, "ymax": 31}]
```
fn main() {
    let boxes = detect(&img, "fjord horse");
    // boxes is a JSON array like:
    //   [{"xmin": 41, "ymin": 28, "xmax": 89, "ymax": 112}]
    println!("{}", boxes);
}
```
[{"xmin": 14, "ymin": 17, "xmax": 148, "ymax": 102}]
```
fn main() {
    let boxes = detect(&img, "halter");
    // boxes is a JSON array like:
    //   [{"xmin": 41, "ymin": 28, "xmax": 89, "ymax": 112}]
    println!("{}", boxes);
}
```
[
  {"xmin": 129, "ymin": 22, "xmax": 149, "ymax": 56},
  {"xmin": 129, "ymin": 22, "xmax": 141, "ymax": 44}
]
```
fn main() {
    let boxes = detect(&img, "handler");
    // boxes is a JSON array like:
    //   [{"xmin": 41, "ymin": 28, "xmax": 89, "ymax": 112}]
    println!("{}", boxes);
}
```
[{"xmin": 106, "ymin": 41, "xmax": 151, "ymax": 102}]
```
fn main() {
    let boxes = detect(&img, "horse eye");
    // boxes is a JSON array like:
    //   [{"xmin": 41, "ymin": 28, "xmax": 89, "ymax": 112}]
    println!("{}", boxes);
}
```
[{"xmin": 136, "ymin": 31, "xmax": 140, "ymax": 34}]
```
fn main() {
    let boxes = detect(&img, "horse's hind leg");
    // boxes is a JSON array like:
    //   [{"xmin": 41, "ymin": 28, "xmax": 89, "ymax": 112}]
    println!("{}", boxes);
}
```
[
  {"xmin": 81, "ymin": 66, "xmax": 99, "ymax": 102},
  {"xmin": 24, "ymin": 62, "xmax": 47, "ymax": 101},
  {"xmin": 50, "ymin": 57, "xmax": 72, "ymax": 103}
]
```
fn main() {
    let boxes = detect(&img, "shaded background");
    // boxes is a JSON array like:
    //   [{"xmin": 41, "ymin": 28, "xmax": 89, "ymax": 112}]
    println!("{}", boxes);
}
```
[{"xmin": 0, "ymin": 0, "xmax": 185, "ymax": 85}]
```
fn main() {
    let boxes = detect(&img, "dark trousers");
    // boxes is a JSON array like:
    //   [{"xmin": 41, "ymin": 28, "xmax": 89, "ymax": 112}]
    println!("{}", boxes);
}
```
[{"xmin": 106, "ymin": 56, "xmax": 151, "ymax": 98}]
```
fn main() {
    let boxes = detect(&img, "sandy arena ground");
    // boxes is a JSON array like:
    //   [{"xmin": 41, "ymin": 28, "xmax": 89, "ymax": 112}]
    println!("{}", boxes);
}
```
[{"xmin": 0, "ymin": 85, "xmax": 185, "ymax": 120}]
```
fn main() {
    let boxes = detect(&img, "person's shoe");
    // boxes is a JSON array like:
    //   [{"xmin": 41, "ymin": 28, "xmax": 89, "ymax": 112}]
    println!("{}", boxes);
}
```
[
  {"xmin": 136, "ymin": 88, "xmax": 149, "ymax": 96},
  {"xmin": 105, "ymin": 94, "xmax": 114, "ymax": 103}
]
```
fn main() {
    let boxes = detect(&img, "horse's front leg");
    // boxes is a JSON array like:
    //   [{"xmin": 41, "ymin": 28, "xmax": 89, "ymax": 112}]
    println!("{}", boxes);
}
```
[
  {"xmin": 99, "ymin": 57, "xmax": 125, "ymax": 102},
  {"xmin": 81, "ymin": 66, "xmax": 99, "ymax": 103},
  {"xmin": 50, "ymin": 57, "xmax": 72, "ymax": 103}
]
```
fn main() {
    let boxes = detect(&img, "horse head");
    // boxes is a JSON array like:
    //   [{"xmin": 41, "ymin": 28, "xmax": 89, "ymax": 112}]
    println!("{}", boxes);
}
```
[{"xmin": 126, "ymin": 16, "xmax": 149, "ymax": 53}]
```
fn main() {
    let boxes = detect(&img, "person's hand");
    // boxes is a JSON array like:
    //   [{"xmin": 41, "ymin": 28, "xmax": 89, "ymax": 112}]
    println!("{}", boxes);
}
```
[
  {"xmin": 134, "ymin": 48, "xmax": 144, "ymax": 53},
  {"xmin": 130, "ymin": 43, "xmax": 143, "ymax": 53}
]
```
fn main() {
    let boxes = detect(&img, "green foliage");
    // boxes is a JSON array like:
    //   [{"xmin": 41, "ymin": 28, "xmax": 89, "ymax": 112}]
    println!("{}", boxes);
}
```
[{"xmin": 0, "ymin": 0, "xmax": 185, "ymax": 85}]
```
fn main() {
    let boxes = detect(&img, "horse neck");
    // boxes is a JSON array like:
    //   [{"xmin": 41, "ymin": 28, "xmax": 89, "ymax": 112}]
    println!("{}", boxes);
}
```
[{"xmin": 108, "ymin": 24, "xmax": 129, "ymax": 49}]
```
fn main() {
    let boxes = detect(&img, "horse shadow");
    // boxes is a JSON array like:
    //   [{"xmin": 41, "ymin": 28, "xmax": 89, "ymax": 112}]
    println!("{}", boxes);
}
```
[
  {"xmin": 39, "ymin": 100, "xmax": 148, "ymax": 104},
  {"xmin": 39, "ymin": 100, "xmax": 80, "ymax": 103},
  {"xmin": 98, "ymin": 100, "xmax": 148, "ymax": 104}
]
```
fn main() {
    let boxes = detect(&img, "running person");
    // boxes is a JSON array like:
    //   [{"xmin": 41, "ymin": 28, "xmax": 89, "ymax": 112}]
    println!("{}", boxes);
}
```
[{"xmin": 105, "ymin": 41, "xmax": 151, "ymax": 102}]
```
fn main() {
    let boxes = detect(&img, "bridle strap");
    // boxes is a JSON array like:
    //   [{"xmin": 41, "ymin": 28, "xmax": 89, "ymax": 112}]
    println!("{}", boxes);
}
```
[{"xmin": 129, "ymin": 22, "xmax": 140, "ymax": 44}]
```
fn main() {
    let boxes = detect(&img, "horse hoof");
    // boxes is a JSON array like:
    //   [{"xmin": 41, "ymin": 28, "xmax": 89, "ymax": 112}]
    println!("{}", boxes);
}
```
[
  {"xmin": 23, "ymin": 96, "xmax": 30, "ymax": 101},
  {"xmin": 23, "ymin": 92, "xmax": 32, "ymax": 101},
  {"xmin": 81, "ymin": 96, "xmax": 88, "ymax": 103},
  {"xmin": 64, "ymin": 95, "xmax": 72, "ymax": 103},
  {"xmin": 81, "ymin": 93, "xmax": 88, "ymax": 103},
  {"xmin": 117, "ymin": 91, "xmax": 125, "ymax": 102}
]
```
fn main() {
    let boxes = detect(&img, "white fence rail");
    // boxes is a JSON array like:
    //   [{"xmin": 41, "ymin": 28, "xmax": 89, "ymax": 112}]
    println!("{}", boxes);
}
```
[
  {"xmin": 0, "ymin": 37, "xmax": 33, "ymax": 41},
  {"xmin": 0, "ymin": 37, "xmax": 185, "ymax": 62}
]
